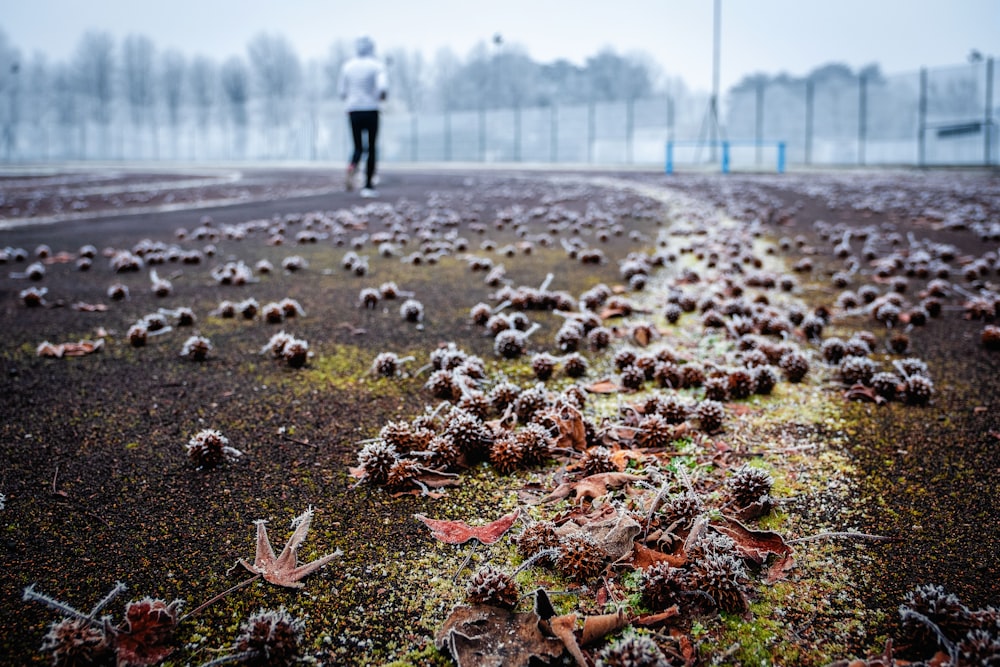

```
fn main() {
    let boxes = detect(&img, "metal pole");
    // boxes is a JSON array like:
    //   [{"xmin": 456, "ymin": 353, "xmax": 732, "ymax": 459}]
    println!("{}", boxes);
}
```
[
  {"xmin": 411, "ymin": 113, "xmax": 418, "ymax": 162},
  {"xmin": 918, "ymin": 67, "xmax": 927, "ymax": 167},
  {"xmin": 587, "ymin": 101, "xmax": 595, "ymax": 163},
  {"xmin": 858, "ymin": 72, "xmax": 867, "ymax": 166},
  {"xmin": 805, "ymin": 79, "xmax": 814, "ymax": 165},
  {"xmin": 514, "ymin": 106, "xmax": 521, "ymax": 162},
  {"xmin": 479, "ymin": 107, "xmax": 486, "ymax": 161},
  {"xmin": 444, "ymin": 111, "xmax": 451, "ymax": 161},
  {"xmin": 709, "ymin": 0, "xmax": 721, "ymax": 162},
  {"xmin": 985, "ymin": 57, "xmax": 994, "ymax": 166}
]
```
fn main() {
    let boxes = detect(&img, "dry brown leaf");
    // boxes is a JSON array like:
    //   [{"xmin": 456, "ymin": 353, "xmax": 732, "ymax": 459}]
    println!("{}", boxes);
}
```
[
  {"xmin": 544, "ymin": 614, "xmax": 586, "ymax": 667},
  {"xmin": 579, "ymin": 607, "xmax": 629, "ymax": 645},
  {"xmin": 711, "ymin": 519, "xmax": 794, "ymax": 566},
  {"xmin": 537, "ymin": 472, "xmax": 647, "ymax": 505},
  {"xmin": 435, "ymin": 604, "xmax": 565, "ymax": 667},
  {"xmin": 414, "ymin": 508, "xmax": 520, "ymax": 545},
  {"xmin": 239, "ymin": 507, "xmax": 341, "ymax": 588},
  {"xmin": 584, "ymin": 378, "xmax": 621, "ymax": 394},
  {"xmin": 630, "ymin": 543, "xmax": 686, "ymax": 569},
  {"xmin": 633, "ymin": 606, "xmax": 680, "ymax": 627}
]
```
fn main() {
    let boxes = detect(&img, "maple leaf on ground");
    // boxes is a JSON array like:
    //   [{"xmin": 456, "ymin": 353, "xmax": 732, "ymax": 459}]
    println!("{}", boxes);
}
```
[
  {"xmin": 115, "ymin": 597, "xmax": 183, "ymax": 667},
  {"xmin": 414, "ymin": 508, "xmax": 520, "ymax": 545},
  {"xmin": 239, "ymin": 506, "xmax": 341, "ymax": 589},
  {"xmin": 537, "ymin": 472, "xmax": 647, "ymax": 505}
]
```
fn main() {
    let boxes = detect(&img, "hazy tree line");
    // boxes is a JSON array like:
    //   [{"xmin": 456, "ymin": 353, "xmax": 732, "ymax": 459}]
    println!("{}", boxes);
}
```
[{"xmin": 0, "ymin": 27, "xmax": 689, "ymax": 160}]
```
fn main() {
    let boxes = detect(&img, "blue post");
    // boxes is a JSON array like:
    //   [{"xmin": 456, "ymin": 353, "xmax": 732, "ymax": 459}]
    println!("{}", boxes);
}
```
[
  {"xmin": 721, "ymin": 141, "xmax": 730, "ymax": 174},
  {"xmin": 665, "ymin": 140, "xmax": 674, "ymax": 174},
  {"xmin": 777, "ymin": 141, "xmax": 786, "ymax": 173}
]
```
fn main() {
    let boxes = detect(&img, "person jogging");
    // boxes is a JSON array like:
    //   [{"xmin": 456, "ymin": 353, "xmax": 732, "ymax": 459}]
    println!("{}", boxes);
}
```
[{"xmin": 338, "ymin": 35, "xmax": 388, "ymax": 197}]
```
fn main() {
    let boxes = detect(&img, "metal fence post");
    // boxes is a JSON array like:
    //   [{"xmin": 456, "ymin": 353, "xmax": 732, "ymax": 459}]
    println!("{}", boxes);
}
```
[
  {"xmin": 777, "ymin": 141, "xmax": 786, "ymax": 173},
  {"xmin": 858, "ymin": 72, "xmax": 868, "ymax": 166},
  {"xmin": 721, "ymin": 141, "xmax": 730, "ymax": 173},
  {"xmin": 514, "ymin": 106, "xmax": 521, "ymax": 162},
  {"xmin": 444, "ymin": 111, "xmax": 451, "ymax": 162},
  {"xmin": 411, "ymin": 114, "xmax": 418, "ymax": 162},
  {"xmin": 918, "ymin": 68, "xmax": 927, "ymax": 167},
  {"xmin": 587, "ymin": 101, "xmax": 595, "ymax": 163},
  {"xmin": 985, "ymin": 57, "xmax": 994, "ymax": 166},
  {"xmin": 665, "ymin": 140, "xmax": 673, "ymax": 174},
  {"xmin": 550, "ymin": 104, "xmax": 558, "ymax": 162},
  {"xmin": 479, "ymin": 108, "xmax": 486, "ymax": 161}
]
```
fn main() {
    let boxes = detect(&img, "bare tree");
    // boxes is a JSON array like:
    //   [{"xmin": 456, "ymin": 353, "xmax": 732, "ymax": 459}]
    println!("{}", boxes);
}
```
[
  {"xmin": 386, "ymin": 48, "xmax": 424, "ymax": 112},
  {"xmin": 221, "ymin": 56, "xmax": 249, "ymax": 158},
  {"xmin": 585, "ymin": 48, "xmax": 651, "ymax": 102},
  {"xmin": 323, "ymin": 40, "xmax": 352, "ymax": 99},
  {"xmin": 189, "ymin": 55, "xmax": 217, "ymax": 158},
  {"xmin": 160, "ymin": 49, "xmax": 186, "ymax": 157},
  {"xmin": 0, "ymin": 28, "xmax": 21, "ymax": 160},
  {"xmin": 247, "ymin": 33, "xmax": 301, "ymax": 156},
  {"xmin": 122, "ymin": 34, "xmax": 157, "ymax": 157},
  {"xmin": 74, "ymin": 30, "xmax": 115, "ymax": 157}
]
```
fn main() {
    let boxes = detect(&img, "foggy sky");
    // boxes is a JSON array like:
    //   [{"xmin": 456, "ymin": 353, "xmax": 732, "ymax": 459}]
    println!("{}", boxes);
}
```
[{"xmin": 4, "ymin": 0, "xmax": 998, "ymax": 92}]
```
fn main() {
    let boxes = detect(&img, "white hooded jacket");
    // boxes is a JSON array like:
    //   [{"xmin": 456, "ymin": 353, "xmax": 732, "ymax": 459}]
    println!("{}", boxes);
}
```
[{"xmin": 338, "ymin": 36, "xmax": 388, "ymax": 112}]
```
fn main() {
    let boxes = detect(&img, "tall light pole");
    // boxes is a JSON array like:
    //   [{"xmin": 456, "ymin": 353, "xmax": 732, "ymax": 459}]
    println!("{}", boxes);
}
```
[{"xmin": 709, "ymin": 0, "xmax": 721, "ymax": 161}]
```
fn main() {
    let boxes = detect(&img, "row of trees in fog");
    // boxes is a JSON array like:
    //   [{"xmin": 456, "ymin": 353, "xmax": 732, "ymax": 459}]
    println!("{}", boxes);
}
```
[{"xmin": 0, "ymin": 27, "xmax": 688, "ymax": 159}]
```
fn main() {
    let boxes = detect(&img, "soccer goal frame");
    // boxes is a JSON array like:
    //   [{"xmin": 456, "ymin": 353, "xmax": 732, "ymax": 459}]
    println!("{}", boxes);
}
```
[{"xmin": 665, "ymin": 140, "xmax": 787, "ymax": 174}]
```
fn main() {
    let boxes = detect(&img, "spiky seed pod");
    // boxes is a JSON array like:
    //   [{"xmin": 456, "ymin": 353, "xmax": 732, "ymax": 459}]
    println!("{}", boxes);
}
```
[
  {"xmin": 595, "ymin": 634, "xmax": 671, "ymax": 667},
  {"xmin": 702, "ymin": 375, "xmax": 728, "ymax": 402},
  {"xmin": 516, "ymin": 422, "xmax": 553, "ymax": 466},
  {"xmin": 486, "ymin": 313, "xmax": 513, "ymax": 336},
  {"xmin": 385, "ymin": 457, "xmax": 422, "ymax": 489},
  {"xmin": 239, "ymin": 298, "xmax": 260, "ymax": 320},
  {"xmin": 897, "ymin": 357, "xmax": 930, "ymax": 377},
  {"xmin": 557, "ymin": 533, "xmax": 607, "ymax": 583},
  {"xmin": 687, "ymin": 551, "xmax": 749, "ymax": 614},
  {"xmin": 516, "ymin": 521, "xmax": 561, "ymax": 567},
  {"xmin": 750, "ymin": 365, "xmax": 778, "ymax": 395},
  {"xmin": 640, "ymin": 562, "xmax": 688, "ymax": 612},
  {"xmin": 186, "ymin": 428, "xmax": 242, "ymax": 469},
  {"xmin": 128, "ymin": 323, "xmax": 148, "ymax": 347},
  {"xmin": 41, "ymin": 617, "xmax": 112, "ymax": 667},
  {"xmin": 175, "ymin": 307, "xmax": 196, "ymax": 327},
  {"xmin": 740, "ymin": 348, "xmax": 769, "ymax": 368},
  {"xmin": 359, "ymin": 287, "xmax": 380, "ymax": 309},
  {"xmin": 871, "ymin": 372, "xmax": 901, "ymax": 400},
  {"xmin": 282, "ymin": 338, "xmax": 309, "ymax": 368},
  {"xmin": 514, "ymin": 385, "xmax": 549, "ymax": 422},
  {"xmin": 555, "ymin": 321, "xmax": 584, "ymax": 352},
  {"xmin": 664, "ymin": 303, "xmax": 682, "ymax": 324},
  {"xmin": 923, "ymin": 297, "xmax": 943, "ymax": 317},
  {"xmin": 262, "ymin": 302, "xmax": 284, "ymax": 324},
  {"xmin": 900, "ymin": 584, "xmax": 974, "ymax": 650},
  {"xmin": 652, "ymin": 361, "xmax": 682, "ymax": 389},
  {"xmin": 582, "ymin": 446, "xmax": 617, "ymax": 476},
  {"xmin": 561, "ymin": 385, "xmax": 588, "ymax": 410},
  {"xmin": 379, "ymin": 421, "xmax": 428, "ymax": 453},
  {"xmin": 903, "ymin": 375, "xmax": 934, "ymax": 405},
  {"xmin": 587, "ymin": 327, "xmax": 612, "ymax": 351},
  {"xmin": 779, "ymin": 351, "xmax": 809, "ymax": 383},
  {"xmin": 635, "ymin": 355, "xmax": 657, "ymax": 380},
  {"xmin": 400, "ymin": 298, "xmax": 424, "ymax": 323},
  {"xmin": 660, "ymin": 493, "xmax": 701, "ymax": 528},
  {"xmin": 696, "ymin": 400, "xmax": 725, "ymax": 433},
  {"xmin": 444, "ymin": 409, "xmax": 493, "ymax": 457},
  {"xmin": 983, "ymin": 325, "xmax": 1000, "ymax": 350},
  {"xmin": 431, "ymin": 344, "xmax": 465, "ymax": 371},
  {"xmin": 727, "ymin": 369, "xmax": 754, "ymax": 400},
  {"xmin": 465, "ymin": 565, "xmax": 520, "ymax": 609},
  {"xmin": 489, "ymin": 433, "xmax": 524, "ymax": 474},
  {"xmin": 356, "ymin": 440, "xmax": 399, "ymax": 485},
  {"xmin": 457, "ymin": 390, "xmax": 491, "ymax": 419},
  {"xmin": 614, "ymin": 350, "xmax": 638, "ymax": 371},
  {"xmin": 531, "ymin": 353, "xmax": 557, "ymax": 380},
  {"xmin": 426, "ymin": 435, "xmax": 461, "ymax": 470},
  {"xmin": 620, "ymin": 365, "xmax": 646, "ymax": 391},
  {"xmin": 425, "ymin": 370, "xmax": 458, "ymax": 400},
  {"xmin": 488, "ymin": 381, "xmax": 522, "ymax": 413},
  {"xmin": 821, "ymin": 338, "xmax": 847, "ymax": 364},
  {"xmin": 372, "ymin": 352, "xmax": 403, "ymax": 377},
  {"xmin": 470, "ymin": 302, "xmax": 492, "ymax": 326},
  {"xmin": 801, "ymin": 314, "xmax": 825, "ymax": 340},
  {"xmin": 727, "ymin": 464, "xmax": 774, "ymax": 508},
  {"xmin": 840, "ymin": 356, "xmax": 878, "ymax": 385},
  {"xmin": 180, "ymin": 335, "xmax": 212, "ymax": 361},
  {"xmin": 233, "ymin": 607, "xmax": 305, "ymax": 667},
  {"xmin": 563, "ymin": 353, "xmax": 588, "ymax": 378},
  {"xmin": 957, "ymin": 629, "xmax": 1000, "ymax": 666},
  {"xmin": 701, "ymin": 309, "xmax": 726, "ymax": 329},
  {"xmin": 681, "ymin": 364, "xmax": 705, "ymax": 388},
  {"xmin": 636, "ymin": 414, "xmax": 675, "ymax": 449},
  {"xmin": 908, "ymin": 307, "xmax": 929, "ymax": 326},
  {"xmin": 494, "ymin": 329, "xmax": 528, "ymax": 359},
  {"xmin": 108, "ymin": 283, "xmax": 129, "ymax": 301},
  {"xmin": 658, "ymin": 395, "xmax": 690, "ymax": 424}
]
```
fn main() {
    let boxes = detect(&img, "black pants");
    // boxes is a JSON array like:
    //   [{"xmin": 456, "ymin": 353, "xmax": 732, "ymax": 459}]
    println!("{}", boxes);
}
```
[{"xmin": 349, "ymin": 110, "xmax": 379, "ymax": 188}]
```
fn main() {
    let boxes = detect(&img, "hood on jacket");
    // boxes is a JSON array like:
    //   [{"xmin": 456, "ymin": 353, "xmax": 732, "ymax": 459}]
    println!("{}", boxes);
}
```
[{"xmin": 355, "ymin": 36, "xmax": 375, "ymax": 57}]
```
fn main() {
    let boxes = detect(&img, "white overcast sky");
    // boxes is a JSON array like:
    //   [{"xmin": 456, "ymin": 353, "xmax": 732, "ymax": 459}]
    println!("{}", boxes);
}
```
[{"xmin": 3, "ymin": 0, "xmax": 997, "ymax": 91}]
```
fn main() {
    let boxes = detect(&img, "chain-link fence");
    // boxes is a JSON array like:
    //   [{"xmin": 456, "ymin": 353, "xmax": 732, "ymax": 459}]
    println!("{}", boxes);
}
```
[{"xmin": 2, "ymin": 58, "xmax": 996, "ymax": 169}]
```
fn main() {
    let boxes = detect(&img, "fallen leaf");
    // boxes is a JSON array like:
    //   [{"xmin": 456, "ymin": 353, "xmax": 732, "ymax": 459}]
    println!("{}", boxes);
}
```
[
  {"xmin": 843, "ymin": 383, "xmax": 887, "ymax": 405},
  {"xmin": 543, "ymin": 614, "xmax": 586, "ymax": 667},
  {"xmin": 537, "ymin": 472, "xmax": 647, "ymax": 505},
  {"xmin": 584, "ymin": 378, "xmax": 621, "ymax": 394},
  {"xmin": 579, "ymin": 607, "xmax": 629, "ymax": 645},
  {"xmin": 711, "ymin": 518, "xmax": 794, "ymax": 565},
  {"xmin": 633, "ymin": 606, "xmax": 680, "ymax": 627},
  {"xmin": 633, "ymin": 326, "xmax": 652, "ymax": 346},
  {"xmin": 115, "ymin": 597, "xmax": 183, "ymax": 667},
  {"xmin": 72, "ymin": 302, "xmax": 109, "ymax": 312},
  {"xmin": 630, "ymin": 543, "xmax": 687, "ymax": 569},
  {"xmin": 435, "ymin": 604, "xmax": 565, "ymax": 667},
  {"xmin": 414, "ymin": 508, "xmax": 520, "ymax": 545},
  {"xmin": 239, "ymin": 506, "xmax": 341, "ymax": 588}
]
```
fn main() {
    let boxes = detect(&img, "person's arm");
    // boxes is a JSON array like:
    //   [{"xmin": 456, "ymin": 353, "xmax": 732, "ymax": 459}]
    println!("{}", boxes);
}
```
[
  {"xmin": 338, "ymin": 63, "xmax": 348, "ymax": 100},
  {"xmin": 377, "ymin": 65, "xmax": 388, "ymax": 102}
]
